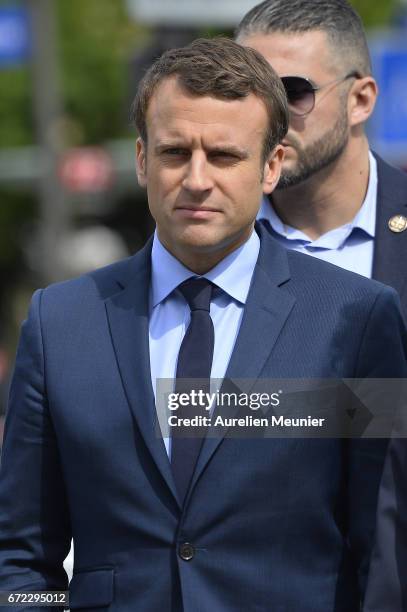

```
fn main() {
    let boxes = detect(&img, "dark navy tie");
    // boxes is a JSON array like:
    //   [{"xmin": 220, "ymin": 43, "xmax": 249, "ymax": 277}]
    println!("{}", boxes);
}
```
[{"xmin": 171, "ymin": 278, "xmax": 214, "ymax": 505}]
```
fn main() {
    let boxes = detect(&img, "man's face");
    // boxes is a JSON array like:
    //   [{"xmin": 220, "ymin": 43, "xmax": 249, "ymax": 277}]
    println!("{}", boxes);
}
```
[
  {"xmin": 136, "ymin": 76, "xmax": 283, "ymax": 271},
  {"xmin": 240, "ymin": 30, "xmax": 351, "ymax": 188}
]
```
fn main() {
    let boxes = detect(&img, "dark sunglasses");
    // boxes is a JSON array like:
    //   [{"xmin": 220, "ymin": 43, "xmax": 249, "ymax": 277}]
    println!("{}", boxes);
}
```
[{"xmin": 281, "ymin": 71, "xmax": 360, "ymax": 116}]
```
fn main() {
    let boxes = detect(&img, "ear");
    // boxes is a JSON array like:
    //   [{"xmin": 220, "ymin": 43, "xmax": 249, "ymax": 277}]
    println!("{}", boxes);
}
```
[
  {"xmin": 348, "ymin": 76, "xmax": 378, "ymax": 127},
  {"xmin": 262, "ymin": 144, "xmax": 284, "ymax": 195},
  {"xmin": 136, "ymin": 137, "xmax": 147, "ymax": 188}
]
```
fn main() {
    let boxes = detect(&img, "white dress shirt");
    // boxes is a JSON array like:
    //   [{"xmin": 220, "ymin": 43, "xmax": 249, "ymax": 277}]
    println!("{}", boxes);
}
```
[{"xmin": 149, "ymin": 230, "xmax": 260, "ymax": 456}]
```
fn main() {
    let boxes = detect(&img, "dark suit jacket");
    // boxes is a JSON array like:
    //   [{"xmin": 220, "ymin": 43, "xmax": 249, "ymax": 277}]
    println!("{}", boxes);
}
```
[
  {"xmin": 372, "ymin": 153, "xmax": 407, "ymax": 320},
  {"xmin": 333, "ymin": 153, "xmax": 407, "ymax": 612},
  {"xmin": 0, "ymin": 225, "xmax": 406, "ymax": 612},
  {"xmin": 364, "ymin": 437, "xmax": 407, "ymax": 612}
]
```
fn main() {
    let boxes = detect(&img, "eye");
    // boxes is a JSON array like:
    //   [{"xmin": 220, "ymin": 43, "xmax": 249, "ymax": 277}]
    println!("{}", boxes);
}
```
[
  {"xmin": 162, "ymin": 148, "xmax": 189, "ymax": 157},
  {"xmin": 209, "ymin": 151, "xmax": 240, "ymax": 164}
]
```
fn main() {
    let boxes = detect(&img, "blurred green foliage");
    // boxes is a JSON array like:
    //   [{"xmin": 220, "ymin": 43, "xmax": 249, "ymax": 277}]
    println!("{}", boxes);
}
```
[
  {"xmin": 0, "ymin": 67, "xmax": 32, "ymax": 147},
  {"xmin": 352, "ymin": 0, "xmax": 397, "ymax": 28},
  {"xmin": 0, "ymin": 0, "xmax": 148, "ymax": 147},
  {"xmin": 59, "ymin": 0, "xmax": 148, "ymax": 144}
]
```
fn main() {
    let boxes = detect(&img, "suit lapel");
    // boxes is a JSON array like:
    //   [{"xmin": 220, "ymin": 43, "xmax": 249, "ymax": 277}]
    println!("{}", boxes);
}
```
[
  {"xmin": 372, "ymin": 154, "xmax": 407, "ymax": 306},
  {"xmin": 104, "ymin": 242, "xmax": 181, "ymax": 509},
  {"xmin": 187, "ymin": 227, "xmax": 296, "ymax": 501}
]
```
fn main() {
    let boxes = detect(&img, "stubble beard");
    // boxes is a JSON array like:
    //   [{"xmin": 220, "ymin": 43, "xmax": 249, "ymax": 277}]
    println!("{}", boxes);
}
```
[{"xmin": 277, "ymin": 107, "xmax": 349, "ymax": 190}]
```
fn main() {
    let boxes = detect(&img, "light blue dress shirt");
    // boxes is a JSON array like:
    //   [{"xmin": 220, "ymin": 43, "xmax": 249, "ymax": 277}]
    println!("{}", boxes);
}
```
[
  {"xmin": 257, "ymin": 152, "xmax": 378, "ymax": 278},
  {"xmin": 149, "ymin": 230, "xmax": 260, "ymax": 456}
]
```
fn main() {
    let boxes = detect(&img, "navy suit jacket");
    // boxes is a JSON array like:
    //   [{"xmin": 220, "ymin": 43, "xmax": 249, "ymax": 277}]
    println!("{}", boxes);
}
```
[{"xmin": 0, "ymin": 225, "xmax": 406, "ymax": 612}]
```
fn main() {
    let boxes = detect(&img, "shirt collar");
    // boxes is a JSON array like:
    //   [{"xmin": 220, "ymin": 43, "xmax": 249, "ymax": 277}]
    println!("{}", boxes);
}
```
[
  {"xmin": 351, "ymin": 151, "xmax": 377, "ymax": 238},
  {"xmin": 258, "ymin": 151, "xmax": 377, "ymax": 248},
  {"xmin": 150, "ymin": 230, "xmax": 260, "ymax": 308}
]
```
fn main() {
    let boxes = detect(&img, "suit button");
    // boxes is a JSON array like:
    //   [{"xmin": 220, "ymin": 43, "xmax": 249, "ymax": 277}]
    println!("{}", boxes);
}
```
[{"xmin": 179, "ymin": 542, "xmax": 195, "ymax": 561}]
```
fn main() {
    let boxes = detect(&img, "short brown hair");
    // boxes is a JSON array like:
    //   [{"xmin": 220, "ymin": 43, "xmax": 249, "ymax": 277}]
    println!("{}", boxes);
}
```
[
  {"xmin": 130, "ymin": 37, "xmax": 288, "ymax": 162},
  {"xmin": 236, "ymin": 0, "xmax": 371, "ymax": 76}
]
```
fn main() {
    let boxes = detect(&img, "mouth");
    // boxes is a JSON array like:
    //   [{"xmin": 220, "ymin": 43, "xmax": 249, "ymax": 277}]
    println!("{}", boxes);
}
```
[{"xmin": 175, "ymin": 206, "xmax": 222, "ymax": 219}]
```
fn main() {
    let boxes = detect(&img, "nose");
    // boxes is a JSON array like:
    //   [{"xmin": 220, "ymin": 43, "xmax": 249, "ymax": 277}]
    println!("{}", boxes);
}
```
[{"xmin": 182, "ymin": 152, "xmax": 213, "ymax": 194}]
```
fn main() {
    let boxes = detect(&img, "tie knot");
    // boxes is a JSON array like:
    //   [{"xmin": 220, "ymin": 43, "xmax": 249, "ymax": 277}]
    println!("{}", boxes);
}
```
[{"xmin": 178, "ymin": 278, "xmax": 213, "ymax": 312}]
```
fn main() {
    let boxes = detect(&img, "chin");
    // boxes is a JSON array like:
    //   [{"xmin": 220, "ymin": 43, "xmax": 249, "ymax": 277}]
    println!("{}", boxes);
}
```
[
  {"xmin": 177, "ymin": 225, "xmax": 225, "ymax": 246},
  {"xmin": 179, "ymin": 238, "xmax": 225, "ymax": 255}
]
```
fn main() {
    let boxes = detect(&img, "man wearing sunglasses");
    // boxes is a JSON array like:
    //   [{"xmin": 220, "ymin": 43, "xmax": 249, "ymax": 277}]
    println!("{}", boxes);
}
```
[
  {"xmin": 236, "ymin": 0, "xmax": 407, "ymax": 321},
  {"xmin": 237, "ymin": 2, "xmax": 407, "ymax": 610}
]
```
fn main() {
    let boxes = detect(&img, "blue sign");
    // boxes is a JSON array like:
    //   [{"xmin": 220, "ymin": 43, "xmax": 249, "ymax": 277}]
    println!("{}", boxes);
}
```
[
  {"xmin": 368, "ymin": 32, "xmax": 407, "ymax": 163},
  {"xmin": 0, "ymin": 7, "xmax": 30, "ymax": 67}
]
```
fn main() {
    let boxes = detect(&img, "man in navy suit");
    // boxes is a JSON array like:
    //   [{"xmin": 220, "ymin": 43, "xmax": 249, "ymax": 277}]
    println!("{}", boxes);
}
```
[
  {"xmin": 236, "ymin": 0, "xmax": 407, "ymax": 319},
  {"xmin": 0, "ymin": 37, "xmax": 406, "ymax": 612}
]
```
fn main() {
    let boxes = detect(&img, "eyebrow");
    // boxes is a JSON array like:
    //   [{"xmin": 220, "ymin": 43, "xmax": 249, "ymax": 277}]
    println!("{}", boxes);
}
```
[
  {"xmin": 154, "ymin": 142, "xmax": 185, "ymax": 154},
  {"xmin": 208, "ymin": 145, "xmax": 249, "ymax": 159},
  {"xmin": 154, "ymin": 142, "xmax": 249, "ymax": 158}
]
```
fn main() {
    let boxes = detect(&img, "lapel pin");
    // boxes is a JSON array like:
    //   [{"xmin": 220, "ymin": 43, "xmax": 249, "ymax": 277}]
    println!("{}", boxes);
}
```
[{"xmin": 388, "ymin": 215, "xmax": 407, "ymax": 233}]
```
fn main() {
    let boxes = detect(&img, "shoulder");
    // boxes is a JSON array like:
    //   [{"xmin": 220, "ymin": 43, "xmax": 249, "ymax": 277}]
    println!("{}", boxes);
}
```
[
  {"xmin": 41, "ymin": 255, "xmax": 136, "ymax": 303},
  {"xmin": 287, "ymin": 247, "xmax": 381, "ymax": 289},
  {"xmin": 284, "ymin": 250, "xmax": 406, "ymax": 376},
  {"xmin": 30, "ymin": 241, "xmax": 151, "ymax": 322},
  {"xmin": 286, "ymin": 247, "xmax": 397, "ymax": 307},
  {"xmin": 258, "ymin": 220, "xmax": 390, "ymax": 296},
  {"xmin": 257, "ymin": 219, "xmax": 392, "ymax": 294},
  {"xmin": 257, "ymin": 223, "xmax": 399, "ymax": 322}
]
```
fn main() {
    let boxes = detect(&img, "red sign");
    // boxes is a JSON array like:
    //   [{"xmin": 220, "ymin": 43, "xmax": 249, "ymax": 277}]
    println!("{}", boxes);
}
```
[{"xmin": 59, "ymin": 147, "xmax": 114, "ymax": 193}]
